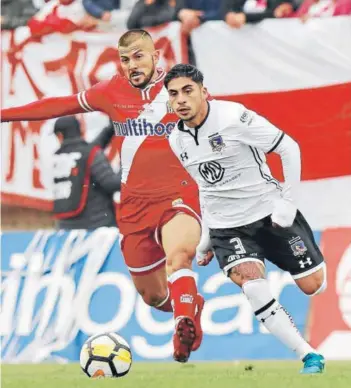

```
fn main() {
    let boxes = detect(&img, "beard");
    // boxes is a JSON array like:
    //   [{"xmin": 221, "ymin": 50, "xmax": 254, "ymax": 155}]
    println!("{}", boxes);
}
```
[
  {"xmin": 131, "ymin": 61, "xmax": 155, "ymax": 89},
  {"xmin": 183, "ymin": 113, "xmax": 196, "ymax": 123}
]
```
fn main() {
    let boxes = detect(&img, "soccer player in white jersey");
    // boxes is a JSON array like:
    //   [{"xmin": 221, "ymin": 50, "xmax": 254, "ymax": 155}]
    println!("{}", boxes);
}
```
[{"xmin": 165, "ymin": 64, "xmax": 327, "ymax": 374}]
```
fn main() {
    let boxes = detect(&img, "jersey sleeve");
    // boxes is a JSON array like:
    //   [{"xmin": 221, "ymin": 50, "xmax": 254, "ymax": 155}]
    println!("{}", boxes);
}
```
[
  {"xmin": 76, "ymin": 81, "xmax": 110, "ymax": 113},
  {"xmin": 232, "ymin": 105, "xmax": 285, "ymax": 154},
  {"xmin": 1, "ymin": 80, "xmax": 111, "ymax": 122}
]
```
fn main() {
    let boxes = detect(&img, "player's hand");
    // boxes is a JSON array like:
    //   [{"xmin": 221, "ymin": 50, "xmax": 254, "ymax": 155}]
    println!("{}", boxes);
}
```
[
  {"xmin": 196, "ymin": 249, "xmax": 214, "ymax": 266},
  {"xmin": 196, "ymin": 219, "xmax": 213, "ymax": 265},
  {"xmin": 271, "ymin": 198, "xmax": 297, "ymax": 228}
]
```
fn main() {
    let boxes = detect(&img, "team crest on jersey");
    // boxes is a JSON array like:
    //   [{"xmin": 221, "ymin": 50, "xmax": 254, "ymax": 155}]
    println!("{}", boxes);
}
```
[
  {"xmin": 289, "ymin": 237, "xmax": 307, "ymax": 257},
  {"xmin": 208, "ymin": 133, "xmax": 226, "ymax": 152}
]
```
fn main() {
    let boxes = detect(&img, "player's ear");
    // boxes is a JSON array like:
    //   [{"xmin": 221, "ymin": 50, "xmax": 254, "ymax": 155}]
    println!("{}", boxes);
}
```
[
  {"xmin": 153, "ymin": 50, "xmax": 160, "ymax": 65},
  {"xmin": 202, "ymin": 86, "xmax": 209, "ymax": 99}
]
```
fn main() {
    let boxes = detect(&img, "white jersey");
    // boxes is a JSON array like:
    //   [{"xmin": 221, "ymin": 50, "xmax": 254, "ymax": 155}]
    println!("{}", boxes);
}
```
[{"xmin": 169, "ymin": 99, "xmax": 285, "ymax": 228}]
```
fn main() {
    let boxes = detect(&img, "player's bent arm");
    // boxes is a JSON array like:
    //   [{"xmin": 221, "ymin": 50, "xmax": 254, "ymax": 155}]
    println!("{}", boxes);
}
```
[
  {"xmin": 233, "ymin": 106, "xmax": 301, "ymax": 227},
  {"xmin": 234, "ymin": 107, "xmax": 301, "ymax": 199},
  {"xmin": 272, "ymin": 134, "xmax": 301, "ymax": 201}
]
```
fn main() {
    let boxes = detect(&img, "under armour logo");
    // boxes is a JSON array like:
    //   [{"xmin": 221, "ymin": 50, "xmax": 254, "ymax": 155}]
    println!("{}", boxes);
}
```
[
  {"xmin": 299, "ymin": 257, "xmax": 312, "ymax": 269},
  {"xmin": 180, "ymin": 152, "xmax": 188, "ymax": 162}
]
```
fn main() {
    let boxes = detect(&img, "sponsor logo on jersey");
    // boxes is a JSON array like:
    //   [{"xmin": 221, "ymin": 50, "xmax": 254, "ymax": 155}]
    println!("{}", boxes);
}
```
[
  {"xmin": 208, "ymin": 133, "xmax": 226, "ymax": 152},
  {"xmin": 199, "ymin": 161, "xmax": 225, "ymax": 184},
  {"xmin": 112, "ymin": 119, "xmax": 176, "ymax": 137}
]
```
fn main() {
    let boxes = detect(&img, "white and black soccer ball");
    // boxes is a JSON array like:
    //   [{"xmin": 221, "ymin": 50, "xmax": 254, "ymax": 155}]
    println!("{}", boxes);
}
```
[{"xmin": 80, "ymin": 332, "xmax": 132, "ymax": 378}]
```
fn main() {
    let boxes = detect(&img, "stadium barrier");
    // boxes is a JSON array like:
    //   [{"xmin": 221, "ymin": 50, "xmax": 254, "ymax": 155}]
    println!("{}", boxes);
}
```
[{"xmin": 1, "ymin": 227, "xmax": 350, "ymax": 362}]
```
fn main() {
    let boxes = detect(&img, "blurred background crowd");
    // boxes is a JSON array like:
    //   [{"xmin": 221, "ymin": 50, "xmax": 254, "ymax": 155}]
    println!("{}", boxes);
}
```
[{"xmin": 2, "ymin": 0, "xmax": 350, "ymax": 34}]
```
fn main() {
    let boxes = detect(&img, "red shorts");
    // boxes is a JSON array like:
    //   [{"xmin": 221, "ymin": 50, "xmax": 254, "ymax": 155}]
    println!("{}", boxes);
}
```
[{"xmin": 117, "ymin": 191, "xmax": 201, "ymax": 275}]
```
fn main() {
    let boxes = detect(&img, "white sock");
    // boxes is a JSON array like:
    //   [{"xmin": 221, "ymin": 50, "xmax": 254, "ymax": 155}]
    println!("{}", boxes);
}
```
[{"xmin": 242, "ymin": 279, "xmax": 315, "ymax": 359}]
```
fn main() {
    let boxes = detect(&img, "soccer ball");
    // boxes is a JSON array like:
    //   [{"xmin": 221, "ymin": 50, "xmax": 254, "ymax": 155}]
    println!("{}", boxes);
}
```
[{"xmin": 80, "ymin": 332, "xmax": 132, "ymax": 378}]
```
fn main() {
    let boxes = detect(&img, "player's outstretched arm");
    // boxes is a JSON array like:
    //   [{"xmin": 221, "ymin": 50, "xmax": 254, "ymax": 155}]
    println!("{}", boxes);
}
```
[
  {"xmin": 1, "ymin": 84, "xmax": 107, "ymax": 123},
  {"xmin": 1, "ymin": 95, "xmax": 87, "ymax": 123}
]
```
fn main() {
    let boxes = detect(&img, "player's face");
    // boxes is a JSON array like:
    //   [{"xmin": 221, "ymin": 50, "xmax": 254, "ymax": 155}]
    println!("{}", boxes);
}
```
[
  {"xmin": 167, "ymin": 77, "xmax": 208, "ymax": 123},
  {"xmin": 119, "ymin": 39, "xmax": 159, "ymax": 88}
]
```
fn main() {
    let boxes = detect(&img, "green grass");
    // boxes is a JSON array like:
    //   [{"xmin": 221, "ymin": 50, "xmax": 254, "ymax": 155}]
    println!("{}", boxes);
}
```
[{"xmin": 2, "ymin": 362, "xmax": 350, "ymax": 388}]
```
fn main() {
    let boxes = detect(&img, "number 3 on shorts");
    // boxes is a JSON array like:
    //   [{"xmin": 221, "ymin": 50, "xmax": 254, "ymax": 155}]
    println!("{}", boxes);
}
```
[{"xmin": 229, "ymin": 237, "xmax": 246, "ymax": 255}]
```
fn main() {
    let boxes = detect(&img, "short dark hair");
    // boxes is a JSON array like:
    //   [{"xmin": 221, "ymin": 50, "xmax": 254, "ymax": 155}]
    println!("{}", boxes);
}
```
[
  {"xmin": 54, "ymin": 116, "xmax": 81, "ymax": 139},
  {"xmin": 118, "ymin": 29, "xmax": 153, "ymax": 47},
  {"xmin": 164, "ymin": 64, "xmax": 204, "ymax": 89}
]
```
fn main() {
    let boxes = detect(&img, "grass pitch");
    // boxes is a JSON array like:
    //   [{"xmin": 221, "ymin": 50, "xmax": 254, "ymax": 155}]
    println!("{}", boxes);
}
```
[{"xmin": 2, "ymin": 361, "xmax": 350, "ymax": 388}]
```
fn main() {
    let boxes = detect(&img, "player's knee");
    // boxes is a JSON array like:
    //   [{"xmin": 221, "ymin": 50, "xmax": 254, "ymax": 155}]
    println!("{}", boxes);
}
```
[
  {"xmin": 138, "ymin": 288, "xmax": 168, "ymax": 307},
  {"xmin": 296, "ymin": 267, "xmax": 327, "ymax": 296},
  {"xmin": 228, "ymin": 261, "xmax": 265, "ymax": 288},
  {"xmin": 166, "ymin": 248, "xmax": 194, "ymax": 272}
]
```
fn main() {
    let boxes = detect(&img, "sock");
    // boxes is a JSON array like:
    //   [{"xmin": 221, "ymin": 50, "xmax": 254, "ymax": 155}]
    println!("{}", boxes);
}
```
[
  {"xmin": 242, "ymin": 279, "xmax": 315, "ymax": 359},
  {"xmin": 169, "ymin": 269, "xmax": 197, "ymax": 322},
  {"xmin": 154, "ymin": 282, "xmax": 173, "ymax": 312}
]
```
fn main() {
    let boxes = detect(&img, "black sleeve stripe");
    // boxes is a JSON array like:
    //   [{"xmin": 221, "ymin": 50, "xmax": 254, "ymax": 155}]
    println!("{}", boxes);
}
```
[{"xmin": 268, "ymin": 132, "xmax": 285, "ymax": 154}]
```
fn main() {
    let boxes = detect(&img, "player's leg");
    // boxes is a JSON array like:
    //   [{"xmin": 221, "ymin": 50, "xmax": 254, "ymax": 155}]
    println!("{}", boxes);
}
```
[
  {"xmin": 211, "ymin": 223, "xmax": 323, "ymax": 374},
  {"xmin": 161, "ymin": 212, "xmax": 203, "ymax": 363},
  {"xmin": 260, "ymin": 211, "xmax": 326, "ymax": 373},
  {"xmin": 288, "ymin": 211, "xmax": 327, "ymax": 296},
  {"xmin": 120, "ymin": 231, "xmax": 172, "ymax": 312},
  {"xmin": 263, "ymin": 210, "xmax": 326, "ymax": 296},
  {"xmin": 130, "ymin": 267, "xmax": 172, "ymax": 312}
]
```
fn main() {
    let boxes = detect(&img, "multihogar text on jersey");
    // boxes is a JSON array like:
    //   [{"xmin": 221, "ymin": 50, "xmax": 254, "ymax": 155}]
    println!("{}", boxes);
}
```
[{"xmin": 113, "ymin": 119, "xmax": 176, "ymax": 137}]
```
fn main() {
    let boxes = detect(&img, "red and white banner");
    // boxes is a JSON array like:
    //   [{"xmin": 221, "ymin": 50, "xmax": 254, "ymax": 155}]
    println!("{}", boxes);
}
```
[
  {"xmin": 1, "ymin": 22, "xmax": 187, "ymax": 210},
  {"xmin": 1, "ymin": 17, "xmax": 351, "ymax": 228},
  {"xmin": 193, "ymin": 17, "xmax": 351, "ymax": 229}
]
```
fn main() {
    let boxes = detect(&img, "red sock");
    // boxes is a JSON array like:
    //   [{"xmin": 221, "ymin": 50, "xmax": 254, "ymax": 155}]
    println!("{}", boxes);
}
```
[
  {"xmin": 154, "ymin": 282, "xmax": 173, "ymax": 312},
  {"xmin": 170, "ymin": 269, "xmax": 197, "ymax": 321}
]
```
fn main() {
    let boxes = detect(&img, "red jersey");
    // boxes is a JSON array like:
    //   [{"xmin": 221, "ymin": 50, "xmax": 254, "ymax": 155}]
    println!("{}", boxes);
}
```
[
  {"xmin": 1, "ymin": 68, "xmax": 201, "ymax": 271},
  {"xmin": 76, "ymin": 69, "xmax": 197, "ymax": 199}
]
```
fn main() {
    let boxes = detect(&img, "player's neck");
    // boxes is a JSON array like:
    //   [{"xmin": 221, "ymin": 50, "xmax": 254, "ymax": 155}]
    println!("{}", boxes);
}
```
[
  {"xmin": 185, "ymin": 101, "xmax": 209, "ymax": 128},
  {"xmin": 148, "ymin": 68, "xmax": 161, "ymax": 86}
]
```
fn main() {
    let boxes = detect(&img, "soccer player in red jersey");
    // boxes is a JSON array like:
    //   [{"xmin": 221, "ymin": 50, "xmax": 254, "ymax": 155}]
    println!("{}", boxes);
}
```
[{"xmin": 1, "ymin": 30, "xmax": 213, "ymax": 363}]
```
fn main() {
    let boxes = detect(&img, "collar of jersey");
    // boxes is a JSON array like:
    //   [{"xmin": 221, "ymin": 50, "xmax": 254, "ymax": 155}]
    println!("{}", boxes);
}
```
[{"xmin": 177, "ymin": 101, "xmax": 211, "ymax": 133}]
